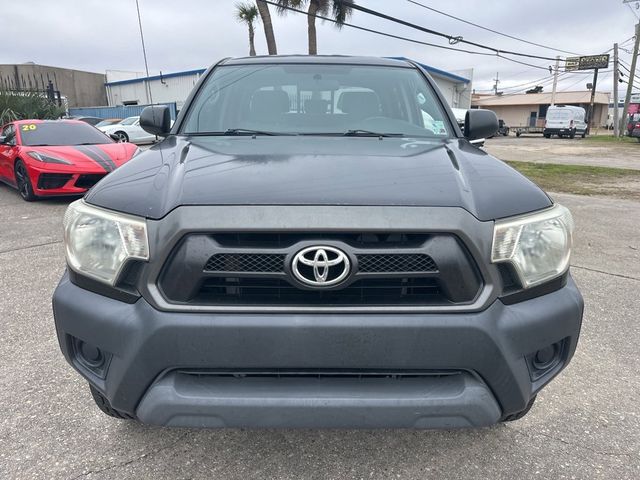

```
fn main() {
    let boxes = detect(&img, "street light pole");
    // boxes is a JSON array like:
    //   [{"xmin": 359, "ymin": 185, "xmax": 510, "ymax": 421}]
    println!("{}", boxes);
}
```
[{"xmin": 135, "ymin": 0, "xmax": 153, "ymax": 104}]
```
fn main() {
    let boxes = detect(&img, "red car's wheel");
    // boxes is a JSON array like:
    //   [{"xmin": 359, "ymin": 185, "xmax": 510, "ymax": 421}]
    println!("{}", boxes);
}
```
[{"xmin": 14, "ymin": 160, "xmax": 37, "ymax": 202}]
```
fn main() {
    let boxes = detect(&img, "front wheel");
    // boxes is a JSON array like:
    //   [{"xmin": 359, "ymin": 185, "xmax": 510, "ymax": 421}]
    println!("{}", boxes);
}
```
[
  {"xmin": 544, "ymin": 134, "xmax": 551, "ymax": 139},
  {"xmin": 581, "ymin": 131, "xmax": 586, "ymax": 138},
  {"xmin": 114, "ymin": 131, "xmax": 129, "ymax": 143},
  {"xmin": 14, "ymin": 160, "xmax": 37, "ymax": 202}
]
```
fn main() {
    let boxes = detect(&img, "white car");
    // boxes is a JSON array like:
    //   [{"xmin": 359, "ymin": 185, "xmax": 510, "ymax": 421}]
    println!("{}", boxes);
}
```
[{"xmin": 98, "ymin": 116, "xmax": 158, "ymax": 144}]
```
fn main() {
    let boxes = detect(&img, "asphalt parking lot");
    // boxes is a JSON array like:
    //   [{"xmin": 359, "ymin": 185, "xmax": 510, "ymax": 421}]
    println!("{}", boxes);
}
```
[{"xmin": 1, "ymin": 176, "xmax": 639, "ymax": 479}]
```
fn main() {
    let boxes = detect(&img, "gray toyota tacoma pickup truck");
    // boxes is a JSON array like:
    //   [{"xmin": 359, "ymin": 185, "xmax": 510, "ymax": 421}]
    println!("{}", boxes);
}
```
[{"xmin": 53, "ymin": 56, "xmax": 583, "ymax": 428}]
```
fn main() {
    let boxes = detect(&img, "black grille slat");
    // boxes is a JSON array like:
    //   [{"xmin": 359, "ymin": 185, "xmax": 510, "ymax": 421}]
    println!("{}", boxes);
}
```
[
  {"xmin": 212, "ymin": 233, "xmax": 430, "ymax": 249},
  {"xmin": 357, "ymin": 253, "xmax": 437, "ymax": 273},
  {"xmin": 204, "ymin": 253, "xmax": 285, "ymax": 273},
  {"xmin": 195, "ymin": 277, "xmax": 445, "ymax": 306}
]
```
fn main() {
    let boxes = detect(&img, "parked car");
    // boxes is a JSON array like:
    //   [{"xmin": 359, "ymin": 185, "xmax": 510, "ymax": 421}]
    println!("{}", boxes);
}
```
[
  {"xmin": 53, "ymin": 56, "xmax": 583, "ymax": 429},
  {"xmin": 543, "ymin": 105, "xmax": 587, "ymax": 139},
  {"xmin": 626, "ymin": 113, "xmax": 640, "ymax": 140},
  {"xmin": 0, "ymin": 119, "xmax": 139, "ymax": 201},
  {"xmin": 97, "ymin": 116, "xmax": 158, "ymax": 144},
  {"xmin": 68, "ymin": 116, "xmax": 103, "ymax": 126},
  {"xmin": 95, "ymin": 118, "xmax": 123, "ymax": 128}
]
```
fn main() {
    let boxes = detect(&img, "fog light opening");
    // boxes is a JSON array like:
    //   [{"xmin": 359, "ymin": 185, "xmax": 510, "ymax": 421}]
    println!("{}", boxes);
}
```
[
  {"xmin": 533, "ymin": 344, "xmax": 558, "ymax": 370},
  {"xmin": 70, "ymin": 336, "xmax": 111, "ymax": 378},
  {"xmin": 527, "ymin": 338, "xmax": 568, "ymax": 382},
  {"xmin": 78, "ymin": 341, "xmax": 104, "ymax": 368}
]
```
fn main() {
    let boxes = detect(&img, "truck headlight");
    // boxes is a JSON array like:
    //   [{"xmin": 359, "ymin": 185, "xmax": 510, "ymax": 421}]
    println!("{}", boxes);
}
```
[
  {"xmin": 491, "ymin": 204, "xmax": 573, "ymax": 288},
  {"xmin": 63, "ymin": 200, "xmax": 149, "ymax": 285}
]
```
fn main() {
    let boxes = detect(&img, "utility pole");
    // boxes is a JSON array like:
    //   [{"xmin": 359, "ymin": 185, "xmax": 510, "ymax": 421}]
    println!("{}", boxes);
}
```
[
  {"xmin": 621, "ymin": 22, "xmax": 640, "ymax": 136},
  {"xmin": 550, "ymin": 56, "xmax": 560, "ymax": 106},
  {"xmin": 586, "ymin": 68, "xmax": 599, "ymax": 134},
  {"xmin": 493, "ymin": 72, "xmax": 500, "ymax": 95},
  {"xmin": 614, "ymin": 43, "xmax": 620, "ymax": 137}
]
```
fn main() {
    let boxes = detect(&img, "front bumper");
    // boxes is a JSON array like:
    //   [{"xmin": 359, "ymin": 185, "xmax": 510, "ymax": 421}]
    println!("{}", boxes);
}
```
[
  {"xmin": 26, "ymin": 162, "xmax": 105, "ymax": 196},
  {"xmin": 53, "ymin": 271, "xmax": 583, "ymax": 428}
]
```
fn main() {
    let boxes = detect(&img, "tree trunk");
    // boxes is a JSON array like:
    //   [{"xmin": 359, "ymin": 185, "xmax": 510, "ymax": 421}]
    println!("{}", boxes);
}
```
[
  {"xmin": 249, "ymin": 23, "xmax": 256, "ymax": 56},
  {"xmin": 256, "ymin": 0, "xmax": 277, "ymax": 55},
  {"xmin": 307, "ymin": 0, "xmax": 318, "ymax": 55}
]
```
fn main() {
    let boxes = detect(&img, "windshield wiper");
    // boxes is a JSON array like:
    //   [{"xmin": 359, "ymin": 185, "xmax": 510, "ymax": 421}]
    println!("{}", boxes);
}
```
[
  {"xmin": 223, "ymin": 128, "xmax": 291, "ymax": 136},
  {"xmin": 343, "ymin": 129, "xmax": 405, "ymax": 137}
]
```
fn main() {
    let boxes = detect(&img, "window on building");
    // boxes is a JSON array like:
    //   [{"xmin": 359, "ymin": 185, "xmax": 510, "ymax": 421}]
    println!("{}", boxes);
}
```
[{"xmin": 538, "ymin": 104, "xmax": 549, "ymax": 119}]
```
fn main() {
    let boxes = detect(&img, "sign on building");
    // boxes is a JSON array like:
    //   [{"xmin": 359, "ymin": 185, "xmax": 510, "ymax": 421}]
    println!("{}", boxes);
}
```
[{"xmin": 565, "ymin": 55, "xmax": 610, "ymax": 71}]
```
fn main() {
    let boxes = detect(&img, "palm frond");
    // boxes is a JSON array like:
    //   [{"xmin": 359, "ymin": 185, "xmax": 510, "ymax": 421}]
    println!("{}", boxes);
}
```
[{"xmin": 235, "ymin": 1, "xmax": 259, "ymax": 23}]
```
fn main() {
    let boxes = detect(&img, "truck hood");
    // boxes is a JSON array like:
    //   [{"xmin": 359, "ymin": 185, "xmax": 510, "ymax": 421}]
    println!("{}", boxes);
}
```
[{"xmin": 84, "ymin": 135, "xmax": 551, "ymax": 221}]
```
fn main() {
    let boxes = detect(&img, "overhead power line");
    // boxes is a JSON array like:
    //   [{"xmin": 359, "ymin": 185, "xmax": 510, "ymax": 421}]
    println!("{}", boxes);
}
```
[
  {"xmin": 339, "ymin": 1, "xmax": 561, "ymax": 62},
  {"xmin": 405, "ymin": 0, "xmax": 582, "ymax": 56},
  {"xmin": 263, "ymin": 0, "xmax": 552, "ymax": 70}
]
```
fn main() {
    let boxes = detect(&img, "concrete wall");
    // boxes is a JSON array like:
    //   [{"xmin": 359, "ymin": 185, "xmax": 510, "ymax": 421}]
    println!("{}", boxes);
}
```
[{"xmin": 0, "ymin": 64, "xmax": 106, "ymax": 108}]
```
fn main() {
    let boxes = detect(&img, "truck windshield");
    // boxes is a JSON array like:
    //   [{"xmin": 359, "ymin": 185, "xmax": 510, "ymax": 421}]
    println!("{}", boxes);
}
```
[{"xmin": 181, "ymin": 64, "xmax": 453, "ymax": 138}]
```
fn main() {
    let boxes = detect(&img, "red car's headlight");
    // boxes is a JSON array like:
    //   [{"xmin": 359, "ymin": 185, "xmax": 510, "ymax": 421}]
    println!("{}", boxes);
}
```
[{"xmin": 27, "ymin": 151, "xmax": 72, "ymax": 165}]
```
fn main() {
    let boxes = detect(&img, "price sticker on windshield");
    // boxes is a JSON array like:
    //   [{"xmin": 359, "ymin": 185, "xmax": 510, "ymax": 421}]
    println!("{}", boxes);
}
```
[{"xmin": 21, "ymin": 124, "xmax": 37, "ymax": 132}]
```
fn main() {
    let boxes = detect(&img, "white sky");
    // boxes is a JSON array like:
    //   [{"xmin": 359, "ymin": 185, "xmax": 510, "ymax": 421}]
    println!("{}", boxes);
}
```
[{"xmin": 2, "ymin": 0, "xmax": 637, "ymax": 94}]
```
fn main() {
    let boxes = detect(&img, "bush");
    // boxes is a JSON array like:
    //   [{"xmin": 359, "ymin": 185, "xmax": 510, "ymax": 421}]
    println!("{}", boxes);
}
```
[{"xmin": 0, "ymin": 89, "xmax": 66, "ymax": 124}]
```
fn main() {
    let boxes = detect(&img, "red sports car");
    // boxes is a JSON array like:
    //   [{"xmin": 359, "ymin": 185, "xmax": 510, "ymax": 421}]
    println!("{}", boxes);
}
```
[{"xmin": 0, "ymin": 119, "xmax": 139, "ymax": 201}]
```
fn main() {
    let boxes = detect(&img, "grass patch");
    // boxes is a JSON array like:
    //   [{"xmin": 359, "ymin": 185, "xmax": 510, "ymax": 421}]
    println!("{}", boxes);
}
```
[
  {"xmin": 506, "ymin": 161, "xmax": 640, "ymax": 200},
  {"xmin": 585, "ymin": 135, "xmax": 637, "ymax": 144}
]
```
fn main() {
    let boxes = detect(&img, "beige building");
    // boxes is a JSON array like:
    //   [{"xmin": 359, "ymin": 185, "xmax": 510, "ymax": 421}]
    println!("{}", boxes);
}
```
[{"xmin": 471, "ymin": 91, "xmax": 611, "ymax": 128}]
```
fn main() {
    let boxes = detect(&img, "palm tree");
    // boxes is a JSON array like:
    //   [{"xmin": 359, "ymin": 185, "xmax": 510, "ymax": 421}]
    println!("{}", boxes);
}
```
[
  {"xmin": 235, "ymin": 2, "xmax": 260, "ymax": 56},
  {"xmin": 277, "ymin": 0, "xmax": 354, "ymax": 55},
  {"xmin": 256, "ymin": 1, "xmax": 278, "ymax": 55}
]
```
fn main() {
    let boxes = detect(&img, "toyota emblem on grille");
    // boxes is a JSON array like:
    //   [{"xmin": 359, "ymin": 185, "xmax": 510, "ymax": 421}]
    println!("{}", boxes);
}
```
[{"xmin": 291, "ymin": 246, "xmax": 351, "ymax": 287}]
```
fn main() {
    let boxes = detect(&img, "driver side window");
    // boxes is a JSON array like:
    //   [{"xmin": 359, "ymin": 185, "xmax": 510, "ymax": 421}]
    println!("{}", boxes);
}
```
[{"xmin": 2, "ymin": 124, "xmax": 16, "ymax": 145}]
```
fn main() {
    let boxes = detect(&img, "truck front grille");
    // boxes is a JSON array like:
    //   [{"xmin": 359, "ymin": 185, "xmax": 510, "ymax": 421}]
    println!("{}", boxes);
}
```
[{"xmin": 158, "ymin": 232, "xmax": 482, "ymax": 308}]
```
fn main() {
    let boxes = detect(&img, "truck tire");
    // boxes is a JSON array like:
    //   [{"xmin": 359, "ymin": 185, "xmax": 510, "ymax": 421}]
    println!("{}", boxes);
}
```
[
  {"xmin": 89, "ymin": 384, "xmax": 134, "ymax": 420},
  {"xmin": 544, "ymin": 134, "xmax": 551, "ymax": 138},
  {"xmin": 501, "ymin": 395, "xmax": 537, "ymax": 422}
]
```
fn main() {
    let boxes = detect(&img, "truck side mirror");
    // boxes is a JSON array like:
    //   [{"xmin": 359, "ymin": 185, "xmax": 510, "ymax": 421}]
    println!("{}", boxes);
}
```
[
  {"xmin": 140, "ymin": 105, "xmax": 172, "ymax": 137},
  {"xmin": 464, "ymin": 110, "xmax": 499, "ymax": 141}
]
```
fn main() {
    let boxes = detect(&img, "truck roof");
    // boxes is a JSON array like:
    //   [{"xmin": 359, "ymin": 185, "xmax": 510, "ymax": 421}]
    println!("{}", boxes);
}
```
[{"xmin": 223, "ymin": 55, "xmax": 414, "ymax": 68}]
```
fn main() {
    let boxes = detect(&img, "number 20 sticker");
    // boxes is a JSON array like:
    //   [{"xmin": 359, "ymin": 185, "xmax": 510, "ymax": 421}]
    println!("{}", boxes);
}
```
[{"xmin": 21, "ymin": 124, "xmax": 37, "ymax": 132}]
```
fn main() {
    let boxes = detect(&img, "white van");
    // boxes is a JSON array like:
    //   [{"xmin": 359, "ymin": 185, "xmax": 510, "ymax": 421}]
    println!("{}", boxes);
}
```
[{"xmin": 543, "ymin": 105, "xmax": 588, "ymax": 139}]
